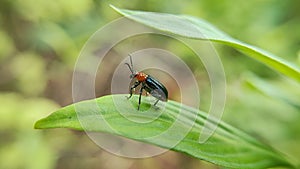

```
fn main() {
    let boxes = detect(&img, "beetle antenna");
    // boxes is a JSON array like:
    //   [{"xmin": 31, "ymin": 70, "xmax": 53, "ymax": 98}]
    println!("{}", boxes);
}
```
[
  {"xmin": 125, "ymin": 63, "xmax": 134, "ymax": 74},
  {"xmin": 128, "ymin": 54, "xmax": 134, "ymax": 70},
  {"xmin": 125, "ymin": 54, "xmax": 135, "ymax": 74}
]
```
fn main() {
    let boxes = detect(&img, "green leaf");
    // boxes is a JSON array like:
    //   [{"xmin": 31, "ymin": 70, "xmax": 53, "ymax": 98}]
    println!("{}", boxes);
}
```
[
  {"xmin": 110, "ymin": 5, "xmax": 300, "ymax": 83},
  {"xmin": 244, "ymin": 73, "xmax": 300, "ymax": 110},
  {"xmin": 35, "ymin": 95, "xmax": 294, "ymax": 169}
]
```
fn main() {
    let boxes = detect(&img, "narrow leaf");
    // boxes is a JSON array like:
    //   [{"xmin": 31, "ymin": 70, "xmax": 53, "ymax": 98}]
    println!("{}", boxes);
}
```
[
  {"xmin": 35, "ymin": 95, "xmax": 294, "ymax": 169},
  {"xmin": 244, "ymin": 73, "xmax": 300, "ymax": 110},
  {"xmin": 111, "ymin": 6, "xmax": 300, "ymax": 82}
]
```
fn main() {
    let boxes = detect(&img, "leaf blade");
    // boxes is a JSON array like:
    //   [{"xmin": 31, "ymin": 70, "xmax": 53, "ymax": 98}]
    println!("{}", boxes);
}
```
[
  {"xmin": 111, "ymin": 6, "xmax": 300, "ymax": 82},
  {"xmin": 35, "ymin": 95, "xmax": 294, "ymax": 169}
]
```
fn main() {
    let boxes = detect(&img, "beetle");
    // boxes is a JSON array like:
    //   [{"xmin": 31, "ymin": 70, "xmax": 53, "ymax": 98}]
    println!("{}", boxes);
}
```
[{"xmin": 125, "ymin": 54, "xmax": 168, "ymax": 110}]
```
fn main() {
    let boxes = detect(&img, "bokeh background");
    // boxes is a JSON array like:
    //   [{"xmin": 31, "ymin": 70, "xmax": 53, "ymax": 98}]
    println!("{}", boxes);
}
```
[{"xmin": 0, "ymin": 0, "xmax": 300, "ymax": 169}]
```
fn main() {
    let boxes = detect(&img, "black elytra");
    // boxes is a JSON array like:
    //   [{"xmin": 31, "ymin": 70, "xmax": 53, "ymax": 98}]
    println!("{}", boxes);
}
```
[{"xmin": 125, "ymin": 54, "xmax": 168, "ymax": 110}]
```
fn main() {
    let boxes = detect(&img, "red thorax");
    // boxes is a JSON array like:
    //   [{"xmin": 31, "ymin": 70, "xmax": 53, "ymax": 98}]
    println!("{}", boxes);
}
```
[{"xmin": 135, "ymin": 72, "xmax": 148, "ymax": 82}]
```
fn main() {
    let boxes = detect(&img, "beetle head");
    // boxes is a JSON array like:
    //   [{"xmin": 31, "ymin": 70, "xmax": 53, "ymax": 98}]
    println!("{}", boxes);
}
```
[{"xmin": 129, "ymin": 72, "xmax": 137, "ymax": 79}]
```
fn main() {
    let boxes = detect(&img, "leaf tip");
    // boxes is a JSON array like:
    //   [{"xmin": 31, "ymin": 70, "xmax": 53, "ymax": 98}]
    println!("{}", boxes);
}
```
[{"xmin": 34, "ymin": 118, "xmax": 45, "ymax": 129}]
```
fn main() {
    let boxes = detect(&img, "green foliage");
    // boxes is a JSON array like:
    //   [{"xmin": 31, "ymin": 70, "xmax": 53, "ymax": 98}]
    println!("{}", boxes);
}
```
[
  {"xmin": 111, "ymin": 6, "xmax": 300, "ymax": 83},
  {"xmin": 1, "ymin": 1, "xmax": 300, "ymax": 168},
  {"xmin": 244, "ymin": 73, "xmax": 300, "ymax": 109},
  {"xmin": 32, "ymin": 6, "xmax": 300, "ymax": 169},
  {"xmin": 35, "ymin": 95, "xmax": 294, "ymax": 169}
]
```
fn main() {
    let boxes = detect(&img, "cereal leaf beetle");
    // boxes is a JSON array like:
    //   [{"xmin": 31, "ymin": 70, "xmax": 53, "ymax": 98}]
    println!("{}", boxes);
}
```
[{"xmin": 125, "ymin": 54, "xmax": 168, "ymax": 110}]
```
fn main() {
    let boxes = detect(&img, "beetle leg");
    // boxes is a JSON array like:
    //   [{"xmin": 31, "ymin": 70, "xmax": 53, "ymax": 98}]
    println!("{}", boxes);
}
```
[
  {"xmin": 153, "ymin": 99, "xmax": 160, "ymax": 110},
  {"xmin": 153, "ymin": 99, "xmax": 159, "ymax": 106},
  {"xmin": 127, "ymin": 81, "xmax": 140, "ymax": 99},
  {"xmin": 138, "ymin": 83, "xmax": 145, "ymax": 110}
]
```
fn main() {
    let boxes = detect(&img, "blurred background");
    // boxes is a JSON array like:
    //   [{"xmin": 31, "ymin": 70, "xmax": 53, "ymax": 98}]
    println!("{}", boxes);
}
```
[{"xmin": 0, "ymin": 0, "xmax": 300, "ymax": 168}]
